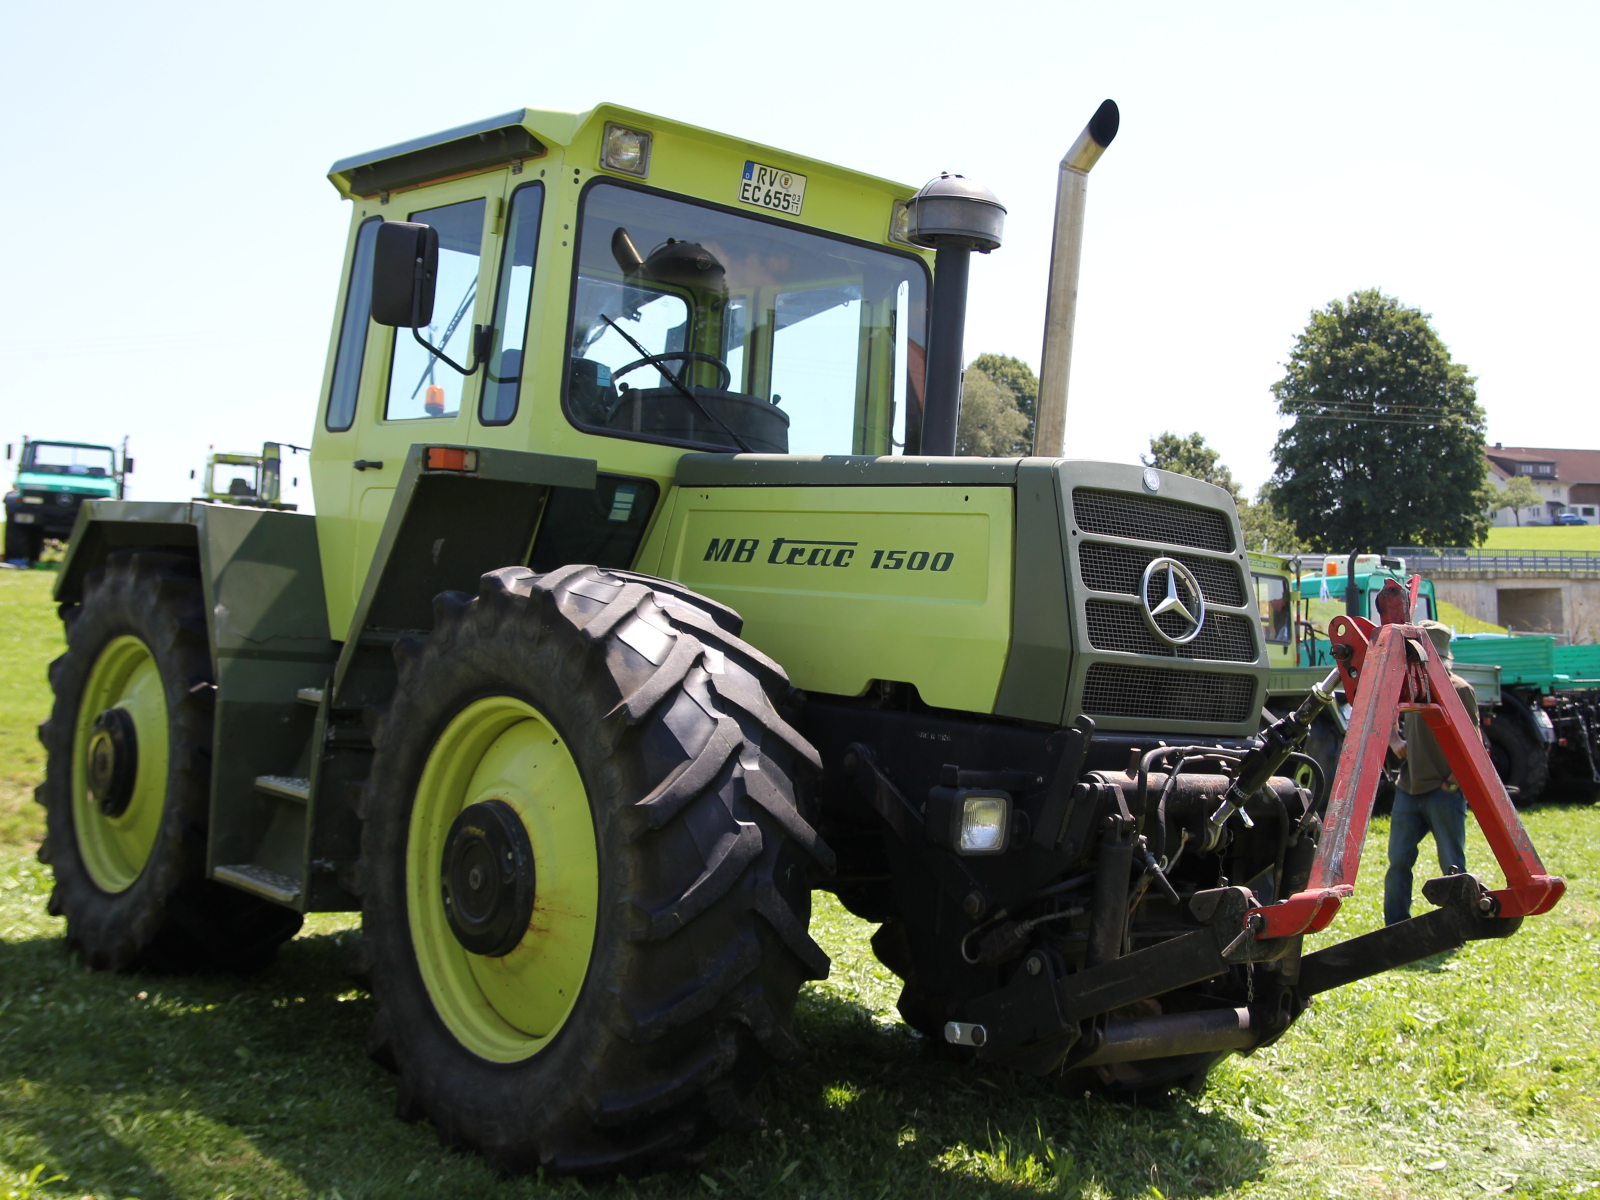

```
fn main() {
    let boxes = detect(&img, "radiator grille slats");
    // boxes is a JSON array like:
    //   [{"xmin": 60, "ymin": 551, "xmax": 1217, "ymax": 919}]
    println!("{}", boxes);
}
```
[
  {"xmin": 1072, "ymin": 489, "xmax": 1234, "ymax": 552},
  {"xmin": 1084, "ymin": 600, "xmax": 1258, "ymax": 663},
  {"xmin": 1082, "ymin": 663, "xmax": 1257, "ymax": 724},
  {"xmin": 1077, "ymin": 541, "xmax": 1245, "ymax": 607}
]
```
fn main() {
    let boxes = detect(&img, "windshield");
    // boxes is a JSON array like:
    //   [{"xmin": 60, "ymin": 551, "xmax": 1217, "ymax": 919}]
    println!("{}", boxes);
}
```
[
  {"xmin": 24, "ymin": 443, "xmax": 115, "ymax": 477},
  {"xmin": 567, "ymin": 182, "xmax": 928, "ymax": 455}
]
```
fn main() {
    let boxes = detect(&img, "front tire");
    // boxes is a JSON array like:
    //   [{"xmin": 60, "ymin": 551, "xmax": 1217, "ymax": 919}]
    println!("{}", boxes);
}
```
[
  {"xmin": 38, "ymin": 550, "xmax": 303, "ymax": 970},
  {"xmin": 356, "ymin": 566, "xmax": 832, "ymax": 1175}
]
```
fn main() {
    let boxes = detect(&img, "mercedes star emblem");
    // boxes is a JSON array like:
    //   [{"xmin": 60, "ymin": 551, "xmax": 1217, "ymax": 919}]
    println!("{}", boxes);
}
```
[
  {"xmin": 1139, "ymin": 557, "xmax": 1206, "ymax": 646},
  {"xmin": 1142, "ymin": 468, "xmax": 1161, "ymax": 493}
]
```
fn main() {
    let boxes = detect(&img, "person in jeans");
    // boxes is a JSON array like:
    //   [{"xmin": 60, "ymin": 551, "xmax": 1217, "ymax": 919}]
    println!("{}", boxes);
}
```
[{"xmin": 1383, "ymin": 620, "xmax": 1478, "ymax": 926}]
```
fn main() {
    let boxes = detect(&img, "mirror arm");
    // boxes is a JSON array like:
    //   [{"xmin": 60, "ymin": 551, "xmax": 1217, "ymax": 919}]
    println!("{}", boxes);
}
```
[{"xmin": 408, "ymin": 269, "xmax": 490, "ymax": 377}]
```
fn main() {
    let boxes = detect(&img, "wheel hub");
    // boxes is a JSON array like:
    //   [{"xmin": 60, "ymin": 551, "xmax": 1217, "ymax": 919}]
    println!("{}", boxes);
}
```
[
  {"xmin": 85, "ymin": 707, "xmax": 139, "ymax": 817},
  {"xmin": 440, "ymin": 799, "xmax": 537, "ymax": 957}
]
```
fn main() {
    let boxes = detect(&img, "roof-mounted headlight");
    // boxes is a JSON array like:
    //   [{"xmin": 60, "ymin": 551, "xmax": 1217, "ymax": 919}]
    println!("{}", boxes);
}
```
[{"xmin": 600, "ymin": 123, "xmax": 652, "ymax": 178}]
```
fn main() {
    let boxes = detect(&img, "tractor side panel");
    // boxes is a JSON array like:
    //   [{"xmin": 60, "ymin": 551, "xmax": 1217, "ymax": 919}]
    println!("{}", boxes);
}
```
[
  {"xmin": 197, "ymin": 505, "xmax": 339, "ymax": 901},
  {"xmin": 656, "ymin": 485, "xmax": 1012, "ymax": 712}
]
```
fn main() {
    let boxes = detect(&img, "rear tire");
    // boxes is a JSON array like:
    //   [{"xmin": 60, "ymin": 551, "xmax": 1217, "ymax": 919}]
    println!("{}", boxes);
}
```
[
  {"xmin": 355, "ymin": 565, "xmax": 832, "ymax": 1175},
  {"xmin": 1486, "ymin": 715, "xmax": 1548, "ymax": 807},
  {"xmin": 4, "ymin": 522, "xmax": 40, "ymax": 564},
  {"xmin": 37, "ymin": 549, "xmax": 303, "ymax": 971}
]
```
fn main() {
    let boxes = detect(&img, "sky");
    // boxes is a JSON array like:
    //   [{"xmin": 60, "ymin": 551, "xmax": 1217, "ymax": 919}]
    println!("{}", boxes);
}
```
[{"xmin": 2, "ymin": 1, "xmax": 1595, "ymax": 510}]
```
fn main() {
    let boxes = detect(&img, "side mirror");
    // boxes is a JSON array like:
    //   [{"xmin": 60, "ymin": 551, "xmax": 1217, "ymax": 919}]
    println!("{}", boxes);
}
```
[
  {"xmin": 124, "ymin": 457, "xmax": 134, "ymax": 474},
  {"xmin": 371, "ymin": 221, "xmax": 438, "ymax": 328}
]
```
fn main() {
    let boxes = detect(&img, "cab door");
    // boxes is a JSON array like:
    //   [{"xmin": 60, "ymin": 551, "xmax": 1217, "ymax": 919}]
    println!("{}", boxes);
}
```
[{"xmin": 341, "ymin": 173, "xmax": 508, "ymax": 629}]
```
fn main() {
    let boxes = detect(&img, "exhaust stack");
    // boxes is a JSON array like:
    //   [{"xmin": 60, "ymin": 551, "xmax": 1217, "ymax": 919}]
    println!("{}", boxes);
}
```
[{"xmin": 1032, "ymin": 100, "xmax": 1119, "ymax": 458}]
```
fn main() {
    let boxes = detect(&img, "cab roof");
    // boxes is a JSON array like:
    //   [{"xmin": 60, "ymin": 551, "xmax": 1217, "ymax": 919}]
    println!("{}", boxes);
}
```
[{"xmin": 326, "ymin": 102, "xmax": 916, "ymax": 204}]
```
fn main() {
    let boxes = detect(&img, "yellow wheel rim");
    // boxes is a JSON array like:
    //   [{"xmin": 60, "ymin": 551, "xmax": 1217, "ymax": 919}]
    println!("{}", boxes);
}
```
[
  {"xmin": 72, "ymin": 635, "xmax": 169, "ymax": 893},
  {"xmin": 406, "ymin": 696, "xmax": 599, "ymax": 1063}
]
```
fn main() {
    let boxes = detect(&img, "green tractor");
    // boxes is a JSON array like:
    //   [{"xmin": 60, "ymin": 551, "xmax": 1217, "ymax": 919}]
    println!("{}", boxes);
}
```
[
  {"xmin": 192, "ymin": 442, "xmax": 305, "ymax": 510},
  {"xmin": 36, "ymin": 101, "xmax": 1561, "ymax": 1174}
]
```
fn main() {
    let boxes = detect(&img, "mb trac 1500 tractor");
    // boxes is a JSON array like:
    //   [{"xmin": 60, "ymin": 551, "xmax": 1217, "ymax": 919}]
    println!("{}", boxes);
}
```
[{"xmin": 37, "ymin": 100, "xmax": 1564, "ymax": 1176}]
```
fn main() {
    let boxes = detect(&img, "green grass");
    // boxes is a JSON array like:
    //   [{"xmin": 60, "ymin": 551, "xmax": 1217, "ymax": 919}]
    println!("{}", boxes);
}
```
[
  {"xmin": 1300, "ymin": 596, "xmax": 1507, "ymax": 637},
  {"xmin": 1483, "ymin": 526, "xmax": 1600, "ymax": 551},
  {"xmin": 4, "ymin": 570, "xmax": 1600, "ymax": 1197}
]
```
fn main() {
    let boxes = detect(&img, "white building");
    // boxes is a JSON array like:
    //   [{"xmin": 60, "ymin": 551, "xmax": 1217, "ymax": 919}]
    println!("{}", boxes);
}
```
[{"xmin": 1485, "ymin": 445, "xmax": 1600, "ymax": 526}]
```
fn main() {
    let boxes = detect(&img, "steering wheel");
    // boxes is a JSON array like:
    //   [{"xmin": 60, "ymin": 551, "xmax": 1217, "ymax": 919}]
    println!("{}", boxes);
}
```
[{"xmin": 613, "ymin": 351, "xmax": 732, "ymax": 392}]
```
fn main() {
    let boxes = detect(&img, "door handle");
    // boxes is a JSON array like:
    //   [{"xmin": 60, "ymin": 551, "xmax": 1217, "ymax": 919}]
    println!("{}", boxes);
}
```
[{"xmin": 353, "ymin": 460, "xmax": 384, "ymax": 472}]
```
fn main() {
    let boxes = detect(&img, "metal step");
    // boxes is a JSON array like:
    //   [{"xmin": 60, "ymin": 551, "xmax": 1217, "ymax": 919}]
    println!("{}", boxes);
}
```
[
  {"xmin": 255, "ymin": 775, "xmax": 311, "ymax": 803},
  {"xmin": 214, "ymin": 864, "xmax": 301, "ymax": 905},
  {"xmin": 296, "ymin": 687, "xmax": 324, "ymax": 708}
]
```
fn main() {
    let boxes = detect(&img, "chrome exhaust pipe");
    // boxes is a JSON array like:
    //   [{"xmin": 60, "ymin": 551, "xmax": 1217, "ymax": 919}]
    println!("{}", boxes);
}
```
[{"xmin": 1032, "ymin": 100, "xmax": 1119, "ymax": 458}]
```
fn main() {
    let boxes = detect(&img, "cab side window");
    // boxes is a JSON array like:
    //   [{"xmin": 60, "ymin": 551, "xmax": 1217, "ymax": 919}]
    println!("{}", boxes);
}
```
[
  {"xmin": 385, "ymin": 198, "xmax": 487, "ymax": 421},
  {"xmin": 1254, "ymin": 573, "xmax": 1290, "ymax": 645},
  {"xmin": 325, "ymin": 218, "xmax": 380, "ymax": 432},
  {"xmin": 481, "ymin": 183, "xmax": 545, "ymax": 425}
]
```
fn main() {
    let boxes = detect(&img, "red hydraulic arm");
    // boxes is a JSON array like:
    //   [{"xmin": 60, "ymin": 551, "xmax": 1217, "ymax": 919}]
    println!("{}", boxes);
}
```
[{"xmin": 1247, "ymin": 585, "xmax": 1564, "ymax": 940}]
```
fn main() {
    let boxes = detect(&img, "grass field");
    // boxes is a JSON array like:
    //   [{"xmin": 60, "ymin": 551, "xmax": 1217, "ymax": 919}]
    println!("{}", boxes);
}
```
[
  {"xmin": 3, "ymin": 567, "xmax": 1598, "ymax": 1199},
  {"xmin": 1482, "ymin": 527, "xmax": 1600, "ymax": 551}
]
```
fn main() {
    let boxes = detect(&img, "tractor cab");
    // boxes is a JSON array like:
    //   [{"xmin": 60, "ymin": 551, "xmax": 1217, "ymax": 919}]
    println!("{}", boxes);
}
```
[{"xmin": 194, "ymin": 443, "xmax": 300, "ymax": 510}]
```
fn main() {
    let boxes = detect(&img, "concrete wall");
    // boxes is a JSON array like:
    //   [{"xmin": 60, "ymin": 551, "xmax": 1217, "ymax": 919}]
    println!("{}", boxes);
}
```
[{"xmin": 1433, "ymin": 574, "xmax": 1600, "ymax": 641}]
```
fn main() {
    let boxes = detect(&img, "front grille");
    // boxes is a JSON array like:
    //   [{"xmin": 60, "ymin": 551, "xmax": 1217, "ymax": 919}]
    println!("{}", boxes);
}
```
[
  {"xmin": 1085, "ymin": 600, "xmax": 1258, "ymax": 662},
  {"xmin": 1082, "ymin": 663, "xmax": 1257, "ymax": 723},
  {"xmin": 1072, "ymin": 489, "xmax": 1234, "ymax": 552},
  {"xmin": 1078, "ymin": 541, "xmax": 1245, "ymax": 606}
]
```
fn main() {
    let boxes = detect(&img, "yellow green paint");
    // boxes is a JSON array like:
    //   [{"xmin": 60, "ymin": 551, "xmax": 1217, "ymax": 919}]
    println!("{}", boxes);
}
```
[
  {"xmin": 655, "ymin": 485, "xmax": 1013, "ymax": 711},
  {"xmin": 405, "ymin": 696, "xmax": 598, "ymax": 1062},
  {"xmin": 72, "ymin": 636, "xmax": 168, "ymax": 892},
  {"xmin": 310, "ymin": 103, "xmax": 931, "ymax": 640}
]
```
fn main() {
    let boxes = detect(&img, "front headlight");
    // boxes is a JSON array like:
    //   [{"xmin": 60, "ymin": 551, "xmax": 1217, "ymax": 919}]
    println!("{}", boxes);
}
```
[
  {"xmin": 925, "ymin": 787, "xmax": 1012, "ymax": 856},
  {"xmin": 1532, "ymin": 708, "xmax": 1556, "ymax": 744}
]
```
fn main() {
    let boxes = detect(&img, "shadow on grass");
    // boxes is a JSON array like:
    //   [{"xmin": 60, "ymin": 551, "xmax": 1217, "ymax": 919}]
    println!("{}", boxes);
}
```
[{"xmin": 0, "ymin": 927, "xmax": 1267, "ymax": 1198}]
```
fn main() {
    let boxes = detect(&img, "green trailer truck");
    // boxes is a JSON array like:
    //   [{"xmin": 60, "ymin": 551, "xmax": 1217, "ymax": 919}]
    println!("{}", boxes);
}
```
[
  {"xmin": 4, "ymin": 438, "xmax": 130, "ymax": 565},
  {"xmin": 1450, "ymin": 633, "xmax": 1600, "ymax": 801},
  {"xmin": 33, "ymin": 101, "xmax": 1561, "ymax": 1175}
]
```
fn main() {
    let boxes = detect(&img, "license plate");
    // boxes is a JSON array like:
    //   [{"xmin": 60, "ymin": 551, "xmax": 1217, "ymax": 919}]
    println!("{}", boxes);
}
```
[
  {"xmin": 738, "ymin": 161, "xmax": 806, "ymax": 216},
  {"xmin": 11, "ymin": 513, "xmax": 33, "ymax": 524}
]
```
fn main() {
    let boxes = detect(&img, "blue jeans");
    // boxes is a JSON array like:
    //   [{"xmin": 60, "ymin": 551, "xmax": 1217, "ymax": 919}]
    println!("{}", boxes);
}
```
[{"xmin": 1383, "ymin": 786, "xmax": 1469, "ymax": 926}]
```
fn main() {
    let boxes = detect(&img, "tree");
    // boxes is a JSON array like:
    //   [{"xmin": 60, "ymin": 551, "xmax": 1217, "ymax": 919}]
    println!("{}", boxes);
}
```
[
  {"xmin": 969, "ymin": 353, "xmax": 1039, "ymax": 449},
  {"xmin": 1143, "ymin": 431, "xmax": 1306, "ymax": 553},
  {"xmin": 956, "ymin": 367, "xmax": 1030, "ymax": 457},
  {"xmin": 1240, "ymin": 484, "xmax": 1306, "ymax": 554},
  {"xmin": 1142, "ymin": 431, "xmax": 1241, "ymax": 501},
  {"xmin": 1496, "ymin": 475, "xmax": 1543, "ymax": 527},
  {"xmin": 1269, "ymin": 289, "xmax": 1494, "ymax": 552}
]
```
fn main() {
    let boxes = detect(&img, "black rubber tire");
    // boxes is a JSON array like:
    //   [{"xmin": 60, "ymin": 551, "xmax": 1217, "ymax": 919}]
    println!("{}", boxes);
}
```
[
  {"xmin": 355, "ymin": 565, "xmax": 833, "ymax": 1176},
  {"xmin": 4, "ymin": 521, "xmax": 40, "ymax": 564},
  {"xmin": 1486, "ymin": 715, "xmax": 1549, "ymax": 807},
  {"xmin": 37, "ymin": 549, "xmax": 304, "ymax": 971}
]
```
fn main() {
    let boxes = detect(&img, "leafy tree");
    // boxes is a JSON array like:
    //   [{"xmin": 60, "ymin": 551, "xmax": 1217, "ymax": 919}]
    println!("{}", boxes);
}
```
[
  {"xmin": 1269, "ymin": 289, "xmax": 1493, "ymax": 551},
  {"xmin": 1496, "ymin": 475, "xmax": 1543, "ymax": 527},
  {"xmin": 956, "ymin": 368, "xmax": 1029, "ymax": 457},
  {"xmin": 1142, "ymin": 431, "xmax": 1241, "ymax": 501},
  {"xmin": 969, "ymin": 353, "xmax": 1039, "ymax": 448},
  {"xmin": 1240, "ymin": 484, "xmax": 1306, "ymax": 554}
]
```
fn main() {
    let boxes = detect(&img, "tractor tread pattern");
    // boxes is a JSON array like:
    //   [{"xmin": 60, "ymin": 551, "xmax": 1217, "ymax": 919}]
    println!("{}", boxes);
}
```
[{"xmin": 353, "ymin": 564, "xmax": 831, "ymax": 1176}]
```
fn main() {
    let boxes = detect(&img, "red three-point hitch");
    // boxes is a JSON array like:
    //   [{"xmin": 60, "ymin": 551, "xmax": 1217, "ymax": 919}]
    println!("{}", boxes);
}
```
[{"xmin": 1244, "ymin": 585, "xmax": 1565, "ymax": 941}]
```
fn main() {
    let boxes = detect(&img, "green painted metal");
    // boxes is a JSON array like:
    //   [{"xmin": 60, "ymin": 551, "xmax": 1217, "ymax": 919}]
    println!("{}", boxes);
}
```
[
  {"xmin": 308, "ymin": 103, "xmax": 932, "ymax": 641},
  {"xmin": 654, "ymin": 480, "xmax": 1014, "ymax": 711}
]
